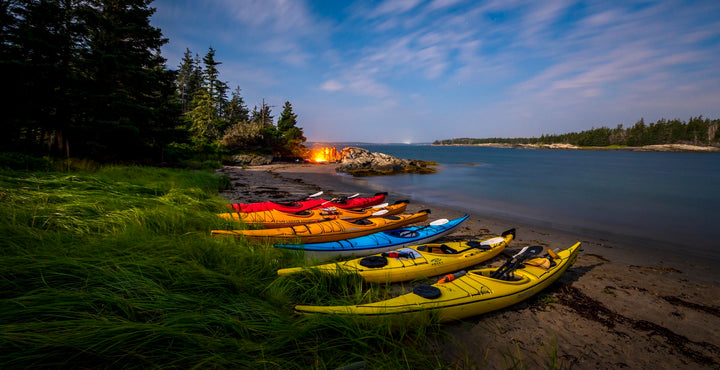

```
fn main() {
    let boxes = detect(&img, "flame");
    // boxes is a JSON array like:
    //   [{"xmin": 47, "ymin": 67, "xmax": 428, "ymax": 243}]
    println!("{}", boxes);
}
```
[{"xmin": 308, "ymin": 146, "xmax": 341, "ymax": 163}]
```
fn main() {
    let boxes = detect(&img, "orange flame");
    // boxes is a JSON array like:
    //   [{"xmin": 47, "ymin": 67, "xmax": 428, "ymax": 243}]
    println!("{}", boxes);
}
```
[{"xmin": 308, "ymin": 146, "xmax": 341, "ymax": 163}]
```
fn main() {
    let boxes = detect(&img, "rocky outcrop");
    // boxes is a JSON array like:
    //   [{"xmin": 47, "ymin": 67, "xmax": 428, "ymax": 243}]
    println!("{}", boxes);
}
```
[
  {"xmin": 229, "ymin": 153, "xmax": 273, "ymax": 166},
  {"xmin": 335, "ymin": 147, "xmax": 437, "ymax": 176}
]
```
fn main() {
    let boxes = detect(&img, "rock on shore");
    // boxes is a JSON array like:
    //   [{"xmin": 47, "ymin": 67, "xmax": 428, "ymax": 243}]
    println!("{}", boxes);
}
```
[
  {"xmin": 335, "ymin": 146, "xmax": 437, "ymax": 176},
  {"xmin": 229, "ymin": 153, "xmax": 274, "ymax": 166}
]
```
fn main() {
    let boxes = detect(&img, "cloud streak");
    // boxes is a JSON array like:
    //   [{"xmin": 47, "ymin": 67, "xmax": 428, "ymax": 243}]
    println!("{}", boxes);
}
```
[{"xmin": 152, "ymin": 0, "xmax": 720, "ymax": 142}]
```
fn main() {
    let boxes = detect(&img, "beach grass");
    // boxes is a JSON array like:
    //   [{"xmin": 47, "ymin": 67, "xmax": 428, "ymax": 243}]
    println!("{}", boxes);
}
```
[{"xmin": 0, "ymin": 165, "xmax": 443, "ymax": 368}]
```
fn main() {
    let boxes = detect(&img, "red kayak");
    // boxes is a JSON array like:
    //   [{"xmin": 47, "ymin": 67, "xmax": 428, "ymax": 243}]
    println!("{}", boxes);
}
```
[{"xmin": 228, "ymin": 192, "xmax": 388, "ymax": 213}]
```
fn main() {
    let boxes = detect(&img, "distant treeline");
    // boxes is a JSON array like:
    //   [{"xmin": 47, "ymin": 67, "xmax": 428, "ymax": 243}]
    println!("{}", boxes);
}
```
[
  {"xmin": 1, "ymin": 0, "xmax": 305, "ymax": 163},
  {"xmin": 433, "ymin": 117, "xmax": 720, "ymax": 147}
]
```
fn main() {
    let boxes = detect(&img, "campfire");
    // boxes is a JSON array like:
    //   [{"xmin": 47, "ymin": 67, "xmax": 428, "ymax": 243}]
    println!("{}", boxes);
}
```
[{"xmin": 307, "ymin": 146, "xmax": 342, "ymax": 163}]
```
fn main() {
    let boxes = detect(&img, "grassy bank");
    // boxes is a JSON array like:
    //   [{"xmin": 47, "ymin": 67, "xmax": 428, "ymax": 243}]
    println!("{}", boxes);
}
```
[{"xmin": 0, "ymin": 165, "xmax": 443, "ymax": 368}]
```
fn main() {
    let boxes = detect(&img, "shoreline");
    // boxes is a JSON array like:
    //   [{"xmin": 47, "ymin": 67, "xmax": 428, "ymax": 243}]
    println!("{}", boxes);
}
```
[
  {"xmin": 432, "ymin": 142, "xmax": 720, "ymax": 152},
  {"xmin": 217, "ymin": 163, "xmax": 720, "ymax": 368}
]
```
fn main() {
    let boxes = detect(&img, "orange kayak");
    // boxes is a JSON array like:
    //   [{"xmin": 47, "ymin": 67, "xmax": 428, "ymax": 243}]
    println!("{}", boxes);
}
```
[
  {"xmin": 211, "ymin": 210, "xmax": 430, "ymax": 244},
  {"xmin": 217, "ymin": 201, "xmax": 408, "ymax": 229}
]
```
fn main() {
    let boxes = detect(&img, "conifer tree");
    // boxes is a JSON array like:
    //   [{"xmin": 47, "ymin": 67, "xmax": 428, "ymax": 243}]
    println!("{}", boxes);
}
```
[
  {"xmin": 176, "ymin": 48, "xmax": 201, "ymax": 113},
  {"xmin": 1, "ymin": 0, "xmax": 180, "ymax": 159},
  {"xmin": 185, "ymin": 47, "xmax": 230, "ymax": 143},
  {"xmin": 201, "ymin": 47, "xmax": 228, "ymax": 115},
  {"xmin": 75, "ymin": 0, "xmax": 179, "ymax": 159},
  {"xmin": 225, "ymin": 86, "xmax": 249, "ymax": 124},
  {"xmin": 277, "ymin": 101, "xmax": 306, "ymax": 156}
]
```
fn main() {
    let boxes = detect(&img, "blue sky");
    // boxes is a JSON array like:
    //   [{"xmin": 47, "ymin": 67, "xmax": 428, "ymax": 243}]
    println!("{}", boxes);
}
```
[{"xmin": 151, "ymin": 0, "xmax": 720, "ymax": 143}]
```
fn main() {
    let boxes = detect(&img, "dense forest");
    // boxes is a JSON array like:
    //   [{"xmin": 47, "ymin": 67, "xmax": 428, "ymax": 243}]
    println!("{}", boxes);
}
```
[
  {"xmin": 434, "ymin": 117, "xmax": 720, "ymax": 147},
  {"xmin": 0, "ymin": 0, "xmax": 306, "ymax": 164}
]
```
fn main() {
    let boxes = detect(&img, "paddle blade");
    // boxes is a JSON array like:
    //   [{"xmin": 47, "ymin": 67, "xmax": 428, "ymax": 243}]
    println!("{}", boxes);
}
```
[
  {"xmin": 429, "ymin": 218, "xmax": 449, "ymax": 226},
  {"xmin": 372, "ymin": 202, "xmax": 389, "ymax": 209},
  {"xmin": 511, "ymin": 246, "xmax": 529, "ymax": 259},
  {"xmin": 308, "ymin": 191, "xmax": 323, "ymax": 198},
  {"xmin": 525, "ymin": 246, "xmax": 544, "ymax": 257},
  {"xmin": 347, "ymin": 193, "xmax": 360, "ymax": 199},
  {"xmin": 371, "ymin": 209, "xmax": 389, "ymax": 216}
]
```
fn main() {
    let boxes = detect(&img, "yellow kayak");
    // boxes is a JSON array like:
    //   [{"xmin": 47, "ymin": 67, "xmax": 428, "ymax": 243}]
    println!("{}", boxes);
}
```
[
  {"xmin": 217, "ymin": 201, "xmax": 408, "ymax": 229},
  {"xmin": 295, "ymin": 242, "xmax": 580, "ymax": 322},
  {"xmin": 277, "ymin": 229, "xmax": 515, "ymax": 283},
  {"xmin": 211, "ymin": 210, "xmax": 430, "ymax": 244}
]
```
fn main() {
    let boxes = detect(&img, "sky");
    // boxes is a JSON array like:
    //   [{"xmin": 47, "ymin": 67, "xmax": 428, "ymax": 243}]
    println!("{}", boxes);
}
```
[{"xmin": 151, "ymin": 0, "xmax": 720, "ymax": 143}]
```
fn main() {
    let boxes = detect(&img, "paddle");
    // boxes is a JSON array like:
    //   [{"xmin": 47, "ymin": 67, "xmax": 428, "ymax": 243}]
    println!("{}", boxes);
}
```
[
  {"xmin": 365, "ymin": 199, "xmax": 407, "ymax": 210},
  {"xmin": 350, "ymin": 209, "xmax": 389, "ymax": 225},
  {"xmin": 292, "ymin": 191, "xmax": 323, "ymax": 202},
  {"xmin": 335, "ymin": 193, "xmax": 360, "ymax": 204},
  {"xmin": 305, "ymin": 195, "xmax": 353, "ymax": 210},
  {"xmin": 438, "ymin": 270, "xmax": 467, "ymax": 284},
  {"xmin": 490, "ymin": 246, "xmax": 544, "ymax": 280},
  {"xmin": 398, "ymin": 218, "xmax": 449, "ymax": 237}
]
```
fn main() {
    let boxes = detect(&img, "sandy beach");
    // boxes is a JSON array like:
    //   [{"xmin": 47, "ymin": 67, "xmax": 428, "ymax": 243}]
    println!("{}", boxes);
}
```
[{"xmin": 218, "ymin": 163, "xmax": 720, "ymax": 369}]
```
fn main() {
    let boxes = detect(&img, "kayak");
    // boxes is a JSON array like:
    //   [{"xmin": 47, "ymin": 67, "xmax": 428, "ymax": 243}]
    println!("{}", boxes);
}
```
[
  {"xmin": 228, "ymin": 192, "xmax": 388, "ymax": 213},
  {"xmin": 211, "ymin": 210, "xmax": 430, "ymax": 244},
  {"xmin": 278, "ymin": 228, "xmax": 514, "ymax": 282},
  {"xmin": 217, "ymin": 201, "xmax": 408, "ymax": 229},
  {"xmin": 274, "ymin": 215, "xmax": 470, "ymax": 260},
  {"xmin": 294, "ymin": 242, "xmax": 580, "ymax": 323}
]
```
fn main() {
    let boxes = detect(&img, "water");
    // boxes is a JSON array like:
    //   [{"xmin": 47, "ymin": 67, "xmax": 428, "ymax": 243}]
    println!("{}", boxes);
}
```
[{"xmin": 336, "ymin": 144, "xmax": 720, "ymax": 263}]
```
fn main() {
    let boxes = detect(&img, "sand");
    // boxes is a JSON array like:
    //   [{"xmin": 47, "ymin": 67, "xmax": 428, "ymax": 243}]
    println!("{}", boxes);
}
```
[{"xmin": 217, "ymin": 163, "xmax": 720, "ymax": 369}]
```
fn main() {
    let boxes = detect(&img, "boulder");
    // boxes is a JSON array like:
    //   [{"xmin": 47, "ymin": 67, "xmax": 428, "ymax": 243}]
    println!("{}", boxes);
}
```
[
  {"xmin": 336, "ymin": 147, "xmax": 436, "ymax": 176},
  {"xmin": 230, "ymin": 154, "xmax": 274, "ymax": 166}
]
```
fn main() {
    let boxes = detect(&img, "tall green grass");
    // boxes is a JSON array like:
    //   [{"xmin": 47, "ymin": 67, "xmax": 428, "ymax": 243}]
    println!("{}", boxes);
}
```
[{"xmin": 0, "ymin": 166, "xmax": 443, "ymax": 368}]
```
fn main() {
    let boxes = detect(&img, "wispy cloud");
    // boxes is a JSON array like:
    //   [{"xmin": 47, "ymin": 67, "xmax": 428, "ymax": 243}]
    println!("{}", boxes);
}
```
[
  {"xmin": 320, "ymin": 80, "xmax": 343, "ymax": 92},
  {"xmin": 153, "ymin": 0, "xmax": 720, "ymax": 141},
  {"xmin": 370, "ymin": 0, "xmax": 424, "ymax": 18}
]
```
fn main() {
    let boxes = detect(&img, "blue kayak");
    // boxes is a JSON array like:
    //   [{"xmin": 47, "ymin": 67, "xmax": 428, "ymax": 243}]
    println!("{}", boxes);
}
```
[{"xmin": 274, "ymin": 215, "xmax": 469, "ymax": 260}]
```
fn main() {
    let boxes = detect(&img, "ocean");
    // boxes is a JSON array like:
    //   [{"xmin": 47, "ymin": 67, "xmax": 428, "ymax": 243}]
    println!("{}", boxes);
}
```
[{"xmin": 334, "ymin": 144, "xmax": 720, "ymax": 263}]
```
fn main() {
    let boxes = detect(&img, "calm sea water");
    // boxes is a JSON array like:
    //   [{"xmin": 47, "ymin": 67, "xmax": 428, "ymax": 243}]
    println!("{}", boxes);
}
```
[{"xmin": 336, "ymin": 144, "xmax": 720, "ymax": 262}]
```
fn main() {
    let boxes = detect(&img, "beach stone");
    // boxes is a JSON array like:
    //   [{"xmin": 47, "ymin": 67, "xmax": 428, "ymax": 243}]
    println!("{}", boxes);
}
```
[
  {"xmin": 336, "ymin": 147, "xmax": 436, "ymax": 176},
  {"xmin": 230, "ymin": 154, "xmax": 273, "ymax": 166}
]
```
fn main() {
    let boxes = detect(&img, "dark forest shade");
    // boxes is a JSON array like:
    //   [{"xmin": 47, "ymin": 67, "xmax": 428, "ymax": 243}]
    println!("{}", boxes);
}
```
[{"xmin": 1, "ymin": 0, "xmax": 181, "ymax": 161}]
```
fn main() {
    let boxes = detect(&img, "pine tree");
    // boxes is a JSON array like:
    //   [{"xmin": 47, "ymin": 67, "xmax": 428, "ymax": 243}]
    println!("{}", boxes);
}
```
[
  {"xmin": 73, "ymin": 0, "xmax": 179, "ymax": 159},
  {"xmin": 250, "ymin": 101, "xmax": 274, "ymax": 127},
  {"xmin": 186, "ymin": 86, "xmax": 220, "ymax": 141},
  {"xmin": 1, "ymin": 0, "xmax": 82, "ymax": 155},
  {"xmin": 224, "ymin": 86, "xmax": 249, "ymax": 124},
  {"xmin": 201, "ymin": 47, "xmax": 228, "ymax": 115},
  {"xmin": 184, "ymin": 47, "xmax": 230, "ymax": 143},
  {"xmin": 277, "ymin": 101, "xmax": 298, "ymax": 132},
  {"xmin": 276, "ymin": 101, "xmax": 306, "ymax": 157},
  {"xmin": 176, "ymin": 48, "xmax": 201, "ymax": 113}
]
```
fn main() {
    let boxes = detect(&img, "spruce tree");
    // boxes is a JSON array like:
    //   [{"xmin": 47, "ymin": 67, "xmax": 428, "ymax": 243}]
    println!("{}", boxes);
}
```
[
  {"xmin": 73, "ymin": 0, "xmax": 178, "ymax": 159},
  {"xmin": 176, "ymin": 48, "xmax": 201, "ymax": 113},
  {"xmin": 225, "ymin": 86, "xmax": 249, "ymax": 124},
  {"xmin": 275, "ymin": 101, "xmax": 306, "ymax": 157}
]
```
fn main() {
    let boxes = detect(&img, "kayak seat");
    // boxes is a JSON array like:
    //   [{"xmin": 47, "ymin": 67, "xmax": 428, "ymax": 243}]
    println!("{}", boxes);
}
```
[
  {"xmin": 359, "ymin": 256, "xmax": 388, "ymax": 268},
  {"xmin": 440, "ymin": 244, "xmax": 457, "ymax": 254},
  {"xmin": 466, "ymin": 240, "xmax": 491, "ymax": 250}
]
